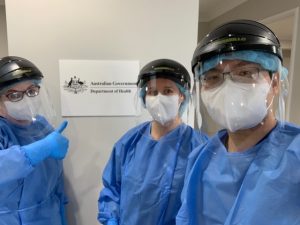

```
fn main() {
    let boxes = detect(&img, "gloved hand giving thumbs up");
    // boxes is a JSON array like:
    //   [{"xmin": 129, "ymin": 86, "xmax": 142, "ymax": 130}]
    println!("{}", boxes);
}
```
[{"xmin": 22, "ymin": 121, "xmax": 69, "ymax": 166}]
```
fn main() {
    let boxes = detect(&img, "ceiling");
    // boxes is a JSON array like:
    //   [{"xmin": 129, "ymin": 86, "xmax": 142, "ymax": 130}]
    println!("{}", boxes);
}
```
[
  {"xmin": 199, "ymin": 0, "xmax": 247, "ymax": 22},
  {"xmin": 199, "ymin": 0, "xmax": 294, "ymax": 47},
  {"xmin": 263, "ymin": 14, "xmax": 294, "ymax": 44}
]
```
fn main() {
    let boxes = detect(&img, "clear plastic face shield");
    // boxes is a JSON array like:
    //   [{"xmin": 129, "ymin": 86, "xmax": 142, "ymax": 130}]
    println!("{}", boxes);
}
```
[
  {"xmin": 135, "ymin": 76, "xmax": 192, "ymax": 129},
  {"xmin": 0, "ymin": 79, "xmax": 57, "ymax": 136},
  {"xmin": 193, "ymin": 50, "xmax": 289, "ymax": 132}
]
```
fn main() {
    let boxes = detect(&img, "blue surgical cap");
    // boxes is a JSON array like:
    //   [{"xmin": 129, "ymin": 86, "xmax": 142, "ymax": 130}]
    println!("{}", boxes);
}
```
[
  {"xmin": 197, "ymin": 50, "xmax": 288, "ymax": 80},
  {"xmin": 0, "ymin": 79, "xmax": 41, "ymax": 96},
  {"xmin": 175, "ymin": 83, "xmax": 190, "ymax": 116}
]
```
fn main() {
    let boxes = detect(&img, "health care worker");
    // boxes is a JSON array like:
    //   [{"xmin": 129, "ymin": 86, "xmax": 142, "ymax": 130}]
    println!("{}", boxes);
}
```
[
  {"xmin": 176, "ymin": 19, "xmax": 300, "ymax": 225},
  {"xmin": 98, "ymin": 59, "xmax": 207, "ymax": 225},
  {"xmin": 0, "ymin": 56, "xmax": 69, "ymax": 225}
]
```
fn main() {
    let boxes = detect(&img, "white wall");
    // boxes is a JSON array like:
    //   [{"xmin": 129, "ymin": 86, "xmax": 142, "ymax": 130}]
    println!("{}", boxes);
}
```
[
  {"xmin": 0, "ymin": 5, "xmax": 7, "ymax": 57},
  {"xmin": 5, "ymin": 1, "xmax": 199, "ymax": 224}
]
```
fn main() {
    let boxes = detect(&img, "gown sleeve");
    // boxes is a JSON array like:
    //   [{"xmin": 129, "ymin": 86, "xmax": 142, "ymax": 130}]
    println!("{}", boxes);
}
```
[
  {"xmin": 98, "ymin": 144, "xmax": 122, "ymax": 225},
  {"xmin": 176, "ymin": 136, "xmax": 209, "ymax": 225},
  {"xmin": 0, "ymin": 143, "xmax": 34, "ymax": 185},
  {"xmin": 0, "ymin": 117, "xmax": 53, "ymax": 185},
  {"xmin": 54, "ymin": 167, "xmax": 68, "ymax": 225}
]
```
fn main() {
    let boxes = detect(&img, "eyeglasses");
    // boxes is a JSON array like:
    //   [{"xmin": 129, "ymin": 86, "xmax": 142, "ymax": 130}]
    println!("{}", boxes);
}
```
[
  {"xmin": 200, "ymin": 67, "xmax": 268, "ymax": 89},
  {"xmin": 5, "ymin": 85, "xmax": 40, "ymax": 102}
]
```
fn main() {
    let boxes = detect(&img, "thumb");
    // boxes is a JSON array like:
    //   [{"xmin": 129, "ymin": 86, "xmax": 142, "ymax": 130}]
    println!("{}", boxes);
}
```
[{"xmin": 56, "ymin": 121, "xmax": 68, "ymax": 133}]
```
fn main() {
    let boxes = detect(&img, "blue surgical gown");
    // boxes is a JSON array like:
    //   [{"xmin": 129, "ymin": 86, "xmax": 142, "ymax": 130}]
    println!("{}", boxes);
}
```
[
  {"xmin": 98, "ymin": 122, "xmax": 207, "ymax": 225},
  {"xmin": 0, "ymin": 116, "xmax": 67, "ymax": 225},
  {"xmin": 177, "ymin": 122, "xmax": 300, "ymax": 225}
]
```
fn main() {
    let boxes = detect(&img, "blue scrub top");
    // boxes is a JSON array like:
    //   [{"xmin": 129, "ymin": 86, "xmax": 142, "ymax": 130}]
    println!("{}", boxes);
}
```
[
  {"xmin": 98, "ymin": 122, "xmax": 207, "ymax": 225},
  {"xmin": 177, "ymin": 122, "xmax": 300, "ymax": 225},
  {"xmin": 0, "ymin": 116, "xmax": 67, "ymax": 225}
]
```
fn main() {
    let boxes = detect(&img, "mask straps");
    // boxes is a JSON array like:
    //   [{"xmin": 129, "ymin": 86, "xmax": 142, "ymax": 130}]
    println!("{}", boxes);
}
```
[{"xmin": 264, "ymin": 72, "xmax": 277, "ymax": 118}]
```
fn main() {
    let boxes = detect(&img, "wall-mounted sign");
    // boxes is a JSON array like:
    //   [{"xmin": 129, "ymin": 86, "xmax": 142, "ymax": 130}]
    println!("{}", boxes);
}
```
[{"xmin": 59, "ymin": 60, "xmax": 139, "ymax": 116}]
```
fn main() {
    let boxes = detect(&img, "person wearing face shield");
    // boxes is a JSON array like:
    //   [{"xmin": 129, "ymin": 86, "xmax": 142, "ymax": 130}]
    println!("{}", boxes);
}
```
[
  {"xmin": 98, "ymin": 59, "xmax": 207, "ymax": 225},
  {"xmin": 0, "ymin": 56, "xmax": 69, "ymax": 225},
  {"xmin": 176, "ymin": 19, "xmax": 300, "ymax": 225}
]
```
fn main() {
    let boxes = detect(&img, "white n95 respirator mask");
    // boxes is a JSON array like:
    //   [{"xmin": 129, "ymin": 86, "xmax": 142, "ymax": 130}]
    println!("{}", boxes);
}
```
[
  {"xmin": 201, "ymin": 79, "xmax": 270, "ymax": 132},
  {"xmin": 4, "ymin": 96, "xmax": 41, "ymax": 121},
  {"xmin": 146, "ymin": 94, "xmax": 180, "ymax": 126}
]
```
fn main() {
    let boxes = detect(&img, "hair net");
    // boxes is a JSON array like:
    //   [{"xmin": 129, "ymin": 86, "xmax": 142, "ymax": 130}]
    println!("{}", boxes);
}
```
[{"xmin": 0, "ymin": 79, "xmax": 41, "ymax": 96}]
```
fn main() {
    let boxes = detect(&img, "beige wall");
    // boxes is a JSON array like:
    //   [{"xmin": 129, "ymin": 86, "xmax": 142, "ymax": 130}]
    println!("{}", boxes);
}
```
[
  {"xmin": 0, "ymin": 5, "xmax": 7, "ymax": 57},
  {"xmin": 198, "ymin": 0, "xmax": 300, "ymax": 134},
  {"xmin": 288, "ymin": 8, "xmax": 300, "ymax": 124},
  {"xmin": 5, "ymin": 0, "xmax": 199, "ymax": 224}
]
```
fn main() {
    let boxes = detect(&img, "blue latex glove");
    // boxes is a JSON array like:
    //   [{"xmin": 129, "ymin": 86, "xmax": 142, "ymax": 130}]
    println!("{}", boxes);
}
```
[{"xmin": 22, "ymin": 121, "xmax": 69, "ymax": 166}]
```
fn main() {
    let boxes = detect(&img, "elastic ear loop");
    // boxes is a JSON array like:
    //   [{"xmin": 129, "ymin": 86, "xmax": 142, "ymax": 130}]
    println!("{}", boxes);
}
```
[
  {"xmin": 175, "ymin": 83, "xmax": 189, "ymax": 117},
  {"xmin": 253, "ymin": 71, "xmax": 275, "ymax": 127},
  {"xmin": 278, "ymin": 67, "xmax": 289, "ymax": 127},
  {"xmin": 268, "ymin": 72, "xmax": 277, "ymax": 110},
  {"xmin": 194, "ymin": 77, "xmax": 202, "ymax": 129}
]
